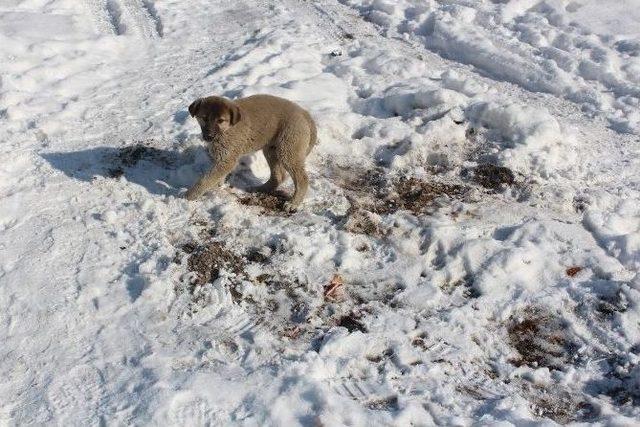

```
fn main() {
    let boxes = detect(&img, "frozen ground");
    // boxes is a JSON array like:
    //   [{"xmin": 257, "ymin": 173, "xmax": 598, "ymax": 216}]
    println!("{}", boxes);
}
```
[{"xmin": 1, "ymin": 0, "xmax": 639, "ymax": 425}]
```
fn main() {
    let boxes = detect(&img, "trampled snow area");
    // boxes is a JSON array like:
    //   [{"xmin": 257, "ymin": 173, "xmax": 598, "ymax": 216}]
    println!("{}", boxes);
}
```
[{"xmin": 1, "ymin": 0, "xmax": 640, "ymax": 425}]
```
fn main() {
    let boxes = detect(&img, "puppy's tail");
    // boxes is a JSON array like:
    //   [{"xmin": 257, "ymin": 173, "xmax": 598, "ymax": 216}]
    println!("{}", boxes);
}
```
[{"xmin": 304, "ymin": 111, "xmax": 318, "ymax": 155}]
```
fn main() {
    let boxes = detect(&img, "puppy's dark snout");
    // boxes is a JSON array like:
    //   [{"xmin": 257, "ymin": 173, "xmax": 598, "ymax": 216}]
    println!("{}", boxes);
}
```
[{"xmin": 200, "ymin": 124, "xmax": 214, "ymax": 141}]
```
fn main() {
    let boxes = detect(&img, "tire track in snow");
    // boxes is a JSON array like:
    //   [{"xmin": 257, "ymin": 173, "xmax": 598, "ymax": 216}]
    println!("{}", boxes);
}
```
[
  {"xmin": 141, "ymin": 0, "xmax": 163, "ymax": 37},
  {"xmin": 85, "ymin": 0, "xmax": 162, "ymax": 38},
  {"xmin": 121, "ymin": 0, "xmax": 163, "ymax": 39},
  {"xmin": 105, "ymin": 0, "xmax": 125, "ymax": 35},
  {"xmin": 83, "ymin": 0, "xmax": 120, "ymax": 35}
]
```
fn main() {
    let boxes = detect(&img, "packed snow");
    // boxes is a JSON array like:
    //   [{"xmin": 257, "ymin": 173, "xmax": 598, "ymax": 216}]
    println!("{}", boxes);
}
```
[
  {"xmin": 343, "ymin": 0, "xmax": 640, "ymax": 135},
  {"xmin": 1, "ymin": 0, "xmax": 639, "ymax": 425}
]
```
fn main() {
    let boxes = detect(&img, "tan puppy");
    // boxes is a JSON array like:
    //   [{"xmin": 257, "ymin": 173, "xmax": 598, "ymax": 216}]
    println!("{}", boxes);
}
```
[{"xmin": 186, "ymin": 94, "xmax": 317, "ymax": 210}]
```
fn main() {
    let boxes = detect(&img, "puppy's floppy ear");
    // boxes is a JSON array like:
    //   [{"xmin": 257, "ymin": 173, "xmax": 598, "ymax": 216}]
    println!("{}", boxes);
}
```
[
  {"xmin": 188, "ymin": 98, "xmax": 202, "ymax": 117},
  {"xmin": 230, "ymin": 104, "xmax": 242, "ymax": 126}
]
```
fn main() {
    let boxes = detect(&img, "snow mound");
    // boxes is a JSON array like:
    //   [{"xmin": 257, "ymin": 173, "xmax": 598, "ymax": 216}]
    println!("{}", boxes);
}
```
[
  {"xmin": 341, "ymin": 0, "xmax": 640, "ymax": 134},
  {"xmin": 468, "ymin": 101, "xmax": 576, "ymax": 178}
]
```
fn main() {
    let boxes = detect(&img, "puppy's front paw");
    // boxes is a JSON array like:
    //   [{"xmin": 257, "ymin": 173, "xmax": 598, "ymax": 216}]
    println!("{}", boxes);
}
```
[
  {"xmin": 283, "ymin": 201, "xmax": 299, "ymax": 213},
  {"xmin": 184, "ymin": 188, "xmax": 201, "ymax": 201}
]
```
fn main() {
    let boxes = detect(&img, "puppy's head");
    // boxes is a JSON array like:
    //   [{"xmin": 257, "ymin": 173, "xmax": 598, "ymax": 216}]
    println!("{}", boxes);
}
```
[{"xmin": 188, "ymin": 96, "xmax": 242, "ymax": 142}]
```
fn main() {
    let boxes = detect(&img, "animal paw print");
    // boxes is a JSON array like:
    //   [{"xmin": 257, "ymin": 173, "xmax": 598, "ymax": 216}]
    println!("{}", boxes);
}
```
[
  {"xmin": 47, "ymin": 364, "xmax": 105, "ymax": 423},
  {"xmin": 167, "ymin": 393, "xmax": 214, "ymax": 426}
]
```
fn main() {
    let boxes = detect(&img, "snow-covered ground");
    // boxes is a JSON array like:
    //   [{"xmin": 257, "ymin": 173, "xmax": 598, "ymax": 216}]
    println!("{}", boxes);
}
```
[{"xmin": 1, "ymin": 0, "xmax": 639, "ymax": 425}]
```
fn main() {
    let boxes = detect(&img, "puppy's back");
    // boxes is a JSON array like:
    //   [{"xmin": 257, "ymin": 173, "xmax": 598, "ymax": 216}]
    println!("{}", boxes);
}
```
[
  {"xmin": 238, "ymin": 94, "xmax": 316, "ymax": 146},
  {"xmin": 237, "ymin": 94, "xmax": 303, "ymax": 119}
]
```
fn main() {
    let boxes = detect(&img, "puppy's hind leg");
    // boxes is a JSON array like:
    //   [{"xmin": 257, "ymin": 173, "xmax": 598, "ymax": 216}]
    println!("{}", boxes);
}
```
[
  {"xmin": 281, "ymin": 160, "xmax": 309, "ymax": 210},
  {"xmin": 256, "ymin": 146, "xmax": 287, "ymax": 193},
  {"xmin": 278, "ymin": 121, "xmax": 312, "ymax": 210}
]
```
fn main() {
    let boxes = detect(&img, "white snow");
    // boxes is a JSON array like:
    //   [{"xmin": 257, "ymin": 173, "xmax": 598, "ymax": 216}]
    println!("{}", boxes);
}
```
[
  {"xmin": 343, "ymin": 0, "xmax": 640, "ymax": 135},
  {"xmin": 1, "ymin": 0, "xmax": 640, "ymax": 425}
]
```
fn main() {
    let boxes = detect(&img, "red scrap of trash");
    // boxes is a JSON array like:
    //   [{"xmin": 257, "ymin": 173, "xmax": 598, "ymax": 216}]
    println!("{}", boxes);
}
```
[
  {"xmin": 566, "ymin": 266, "xmax": 583, "ymax": 277},
  {"xmin": 324, "ymin": 274, "xmax": 345, "ymax": 302},
  {"xmin": 282, "ymin": 326, "xmax": 301, "ymax": 339}
]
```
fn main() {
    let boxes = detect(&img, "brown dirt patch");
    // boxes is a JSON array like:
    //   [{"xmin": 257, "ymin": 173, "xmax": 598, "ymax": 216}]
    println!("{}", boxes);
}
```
[
  {"xmin": 237, "ymin": 191, "xmax": 289, "ymax": 215},
  {"xmin": 185, "ymin": 241, "xmax": 246, "ymax": 288},
  {"xmin": 337, "ymin": 312, "xmax": 367, "ymax": 333},
  {"xmin": 466, "ymin": 163, "xmax": 515, "ymax": 190},
  {"xmin": 342, "ymin": 207, "xmax": 386, "ymax": 237},
  {"xmin": 341, "ymin": 167, "xmax": 467, "ymax": 216},
  {"xmin": 508, "ymin": 307, "xmax": 578, "ymax": 370},
  {"xmin": 440, "ymin": 276, "xmax": 480, "ymax": 298},
  {"xmin": 520, "ymin": 382, "xmax": 598, "ymax": 424},
  {"xmin": 118, "ymin": 144, "xmax": 155, "ymax": 167},
  {"xmin": 365, "ymin": 395, "xmax": 399, "ymax": 411},
  {"xmin": 107, "ymin": 142, "xmax": 174, "ymax": 177},
  {"xmin": 340, "ymin": 167, "xmax": 389, "ymax": 194},
  {"xmin": 382, "ymin": 177, "xmax": 466, "ymax": 215},
  {"xmin": 596, "ymin": 291, "xmax": 628, "ymax": 319}
]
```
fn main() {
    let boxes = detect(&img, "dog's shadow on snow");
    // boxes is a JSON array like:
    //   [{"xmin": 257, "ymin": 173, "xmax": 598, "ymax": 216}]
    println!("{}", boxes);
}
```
[{"xmin": 42, "ymin": 143, "xmax": 264, "ymax": 197}]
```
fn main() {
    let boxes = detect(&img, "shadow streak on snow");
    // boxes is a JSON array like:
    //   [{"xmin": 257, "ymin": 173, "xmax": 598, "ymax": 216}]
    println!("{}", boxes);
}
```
[
  {"xmin": 42, "ymin": 144, "xmax": 266, "ymax": 197},
  {"xmin": 42, "ymin": 144, "xmax": 209, "ymax": 197}
]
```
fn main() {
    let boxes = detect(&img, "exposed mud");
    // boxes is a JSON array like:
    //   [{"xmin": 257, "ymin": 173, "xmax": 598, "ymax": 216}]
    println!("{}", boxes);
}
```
[
  {"xmin": 340, "ymin": 167, "xmax": 468, "ymax": 216},
  {"xmin": 463, "ymin": 163, "xmax": 515, "ymax": 190},
  {"xmin": 508, "ymin": 307, "xmax": 579, "ymax": 370},
  {"xmin": 184, "ymin": 241, "xmax": 246, "ymax": 288},
  {"xmin": 518, "ymin": 382, "xmax": 598, "ymax": 424},
  {"xmin": 342, "ymin": 207, "xmax": 387, "ymax": 237},
  {"xmin": 237, "ymin": 191, "xmax": 289, "ymax": 215},
  {"xmin": 107, "ymin": 141, "xmax": 175, "ymax": 178}
]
